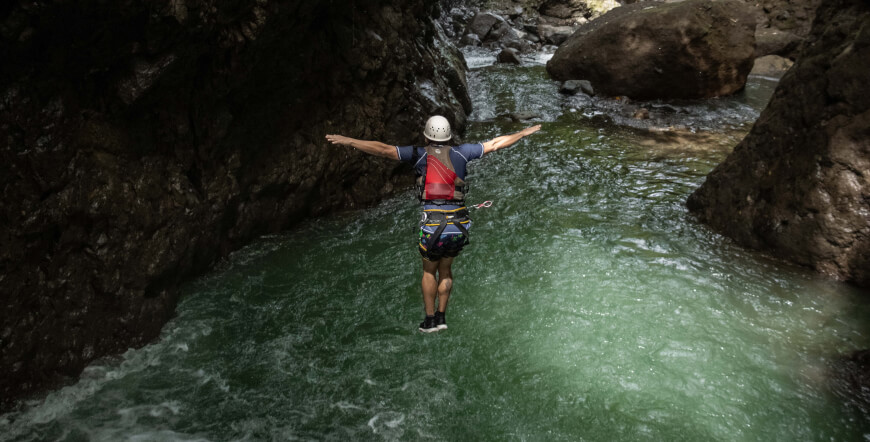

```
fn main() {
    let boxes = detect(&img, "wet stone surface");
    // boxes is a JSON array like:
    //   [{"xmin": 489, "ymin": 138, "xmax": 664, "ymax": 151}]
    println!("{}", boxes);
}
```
[{"xmin": 0, "ymin": 0, "xmax": 470, "ymax": 410}]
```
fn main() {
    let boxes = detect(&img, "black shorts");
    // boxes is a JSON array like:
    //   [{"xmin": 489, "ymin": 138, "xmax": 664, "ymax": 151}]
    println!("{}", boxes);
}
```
[{"xmin": 417, "ymin": 229, "xmax": 468, "ymax": 261}]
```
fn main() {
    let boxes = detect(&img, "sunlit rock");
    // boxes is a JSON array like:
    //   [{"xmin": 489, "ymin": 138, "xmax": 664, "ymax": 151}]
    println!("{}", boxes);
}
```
[{"xmin": 749, "ymin": 55, "xmax": 794, "ymax": 79}]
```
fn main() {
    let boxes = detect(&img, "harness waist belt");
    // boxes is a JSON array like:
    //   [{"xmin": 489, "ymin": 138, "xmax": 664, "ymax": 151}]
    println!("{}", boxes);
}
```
[
  {"xmin": 421, "ymin": 207, "xmax": 470, "ymax": 249},
  {"xmin": 422, "ymin": 199, "xmax": 465, "ymax": 205}
]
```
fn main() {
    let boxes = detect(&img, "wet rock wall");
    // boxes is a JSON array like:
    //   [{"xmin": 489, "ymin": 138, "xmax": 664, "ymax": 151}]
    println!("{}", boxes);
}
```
[
  {"xmin": 0, "ymin": 0, "xmax": 470, "ymax": 409},
  {"xmin": 687, "ymin": 0, "xmax": 870, "ymax": 288}
]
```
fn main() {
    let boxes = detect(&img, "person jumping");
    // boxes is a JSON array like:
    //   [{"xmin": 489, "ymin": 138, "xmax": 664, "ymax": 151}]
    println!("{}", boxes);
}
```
[{"xmin": 326, "ymin": 116, "xmax": 541, "ymax": 333}]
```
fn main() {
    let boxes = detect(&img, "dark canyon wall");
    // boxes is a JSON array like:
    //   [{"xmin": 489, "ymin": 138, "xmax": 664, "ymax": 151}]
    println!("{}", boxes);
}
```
[
  {"xmin": 0, "ymin": 0, "xmax": 470, "ymax": 409},
  {"xmin": 687, "ymin": 0, "xmax": 870, "ymax": 287}
]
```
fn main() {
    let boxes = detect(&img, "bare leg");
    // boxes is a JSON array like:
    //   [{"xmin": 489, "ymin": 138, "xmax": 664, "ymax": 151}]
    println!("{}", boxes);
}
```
[
  {"xmin": 436, "ymin": 257, "xmax": 454, "ymax": 313},
  {"xmin": 421, "ymin": 258, "xmax": 440, "ymax": 316}
]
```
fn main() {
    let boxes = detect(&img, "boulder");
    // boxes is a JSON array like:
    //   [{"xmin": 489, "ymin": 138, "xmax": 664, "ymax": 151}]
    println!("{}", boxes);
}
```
[
  {"xmin": 546, "ymin": 0, "xmax": 757, "ymax": 100},
  {"xmin": 538, "ymin": 0, "xmax": 592, "ymax": 20},
  {"xmin": 488, "ymin": 21, "xmax": 532, "ymax": 52},
  {"xmin": 449, "ymin": 7, "xmax": 473, "ymax": 24},
  {"xmin": 465, "ymin": 12, "xmax": 507, "ymax": 41},
  {"xmin": 537, "ymin": 23, "xmax": 576, "ymax": 45},
  {"xmin": 487, "ymin": 19, "xmax": 514, "ymax": 42},
  {"xmin": 501, "ymin": 33, "xmax": 532, "ymax": 52},
  {"xmin": 497, "ymin": 48, "xmax": 522, "ymax": 65},
  {"xmin": 687, "ymin": 0, "xmax": 870, "ymax": 287},
  {"xmin": 464, "ymin": 12, "xmax": 530, "ymax": 52},
  {"xmin": 508, "ymin": 6, "xmax": 525, "ymax": 19},
  {"xmin": 756, "ymin": 0, "xmax": 822, "ymax": 37},
  {"xmin": 749, "ymin": 55, "xmax": 794, "ymax": 78},
  {"xmin": 560, "ymin": 80, "xmax": 582, "ymax": 95},
  {"xmin": 559, "ymin": 79, "xmax": 594, "ymax": 95},
  {"xmin": 755, "ymin": 27, "xmax": 803, "ymax": 58},
  {"xmin": 749, "ymin": 0, "xmax": 823, "ymax": 58},
  {"xmin": 510, "ymin": 111, "xmax": 541, "ymax": 121},
  {"xmin": 460, "ymin": 33, "xmax": 482, "ymax": 47}
]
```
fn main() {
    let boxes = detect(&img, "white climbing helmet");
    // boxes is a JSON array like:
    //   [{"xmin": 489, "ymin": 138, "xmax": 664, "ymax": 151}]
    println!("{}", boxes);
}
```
[{"xmin": 423, "ymin": 115, "xmax": 452, "ymax": 142}]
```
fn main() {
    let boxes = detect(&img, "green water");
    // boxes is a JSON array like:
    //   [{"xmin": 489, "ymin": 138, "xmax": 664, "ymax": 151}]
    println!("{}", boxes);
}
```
[{"xmin": 3, "ymin": 60, "xmax": 870, "ymax": 441}]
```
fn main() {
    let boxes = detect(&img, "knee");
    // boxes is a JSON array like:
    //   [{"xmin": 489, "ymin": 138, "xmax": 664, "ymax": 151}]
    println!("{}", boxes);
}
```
[
  {"xmin": 438, "ymin": 270, "xmax": 453, "ymax": 286},
  {"xmin": 440, "ymin": 277, "xmax": 453, "ymax": 290}
]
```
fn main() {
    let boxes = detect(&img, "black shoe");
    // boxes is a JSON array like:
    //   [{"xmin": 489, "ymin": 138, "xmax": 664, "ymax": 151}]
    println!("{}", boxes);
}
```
[
  {"xmin": 434, "ymin": 311, "xmax": 447, "ymax": 330},
  {"xmin": 419, "ymin": 315, "xmax": 438, "ymax": 333}
]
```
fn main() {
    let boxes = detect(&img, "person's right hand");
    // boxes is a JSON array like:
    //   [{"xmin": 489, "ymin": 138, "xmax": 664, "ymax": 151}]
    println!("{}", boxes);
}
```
[{"xmin": 521, "ymin": 125, "xmax": 542, "ymax": 136}]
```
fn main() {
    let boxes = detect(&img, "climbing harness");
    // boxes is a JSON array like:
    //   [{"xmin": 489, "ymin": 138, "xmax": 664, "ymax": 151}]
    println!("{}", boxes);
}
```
[
  {"xmin": 421, "ymin": 206, "xmax": 470, "ymax": 250},
  {"xmin": 413, "ymin": 144, "xmax": 492, "ymax": 251}
]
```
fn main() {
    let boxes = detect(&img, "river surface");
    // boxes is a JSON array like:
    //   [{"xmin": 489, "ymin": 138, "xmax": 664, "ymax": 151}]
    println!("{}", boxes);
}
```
[{"xmin": 3, "ymin": 51, "xmax": 870, "ymax": 441}]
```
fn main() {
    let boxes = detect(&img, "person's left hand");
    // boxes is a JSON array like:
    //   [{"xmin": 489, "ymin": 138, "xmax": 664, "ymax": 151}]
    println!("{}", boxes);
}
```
[{"xmin": 325, "ymin": 134, "xmax": 352, "ymax": 146}]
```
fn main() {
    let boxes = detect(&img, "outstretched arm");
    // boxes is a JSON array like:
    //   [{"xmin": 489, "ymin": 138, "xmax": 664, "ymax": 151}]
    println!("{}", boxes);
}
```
[
  {"xmin": 481, "ymin": 124, "xmax": 542, "ymax": 155},
  {"xmin": 325, "ymin": 134, "xmax": 399, "ymax": 160}
]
